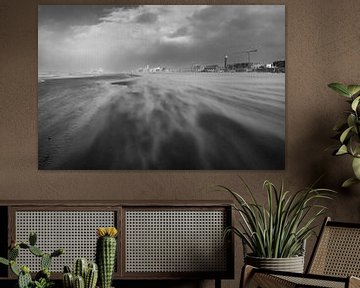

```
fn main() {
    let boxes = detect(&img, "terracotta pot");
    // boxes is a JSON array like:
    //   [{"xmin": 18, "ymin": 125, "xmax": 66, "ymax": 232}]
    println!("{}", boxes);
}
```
[{"xmin": 245, "ymin": 254, "xmax": 305, "ymax": 273}]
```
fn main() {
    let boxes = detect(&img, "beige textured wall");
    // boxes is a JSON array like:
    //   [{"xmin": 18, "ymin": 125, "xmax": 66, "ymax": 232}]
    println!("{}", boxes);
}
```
[{"xmin": 1, "ymin": 0, "xmax": 360, "ymax": 287}]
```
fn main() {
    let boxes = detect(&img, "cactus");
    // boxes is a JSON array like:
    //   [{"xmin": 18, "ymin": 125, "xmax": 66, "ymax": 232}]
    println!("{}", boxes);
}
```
[
  {"xmin": 10, "ymin": 260, "xmax": 20, "ymax": 276},
  {"xmin": 74, "ymin": 258, "xmax": 88, "ymax": 279},
  {"xmin": 73, "ymin": 275, "xmax": 85, "ymax": 288},
  {"xmin": 29, "ymin": 245, "xmax": 44, "ymax": 257},
  {"xmin": 35, "ymin": 268, "xmax": 51, "ymax": 281},
  {"xmin": 19, "ymin": 243, "xmax": 30, "ymax": 249},
  {"xmin": 63, "ymin": 260, "xmax": 98, "ymax": 288},
  {"xmin": 63, "ymin": 272, "xmax": 74, "ymax": 288},
  {"xmin": 18, "ymin": 267, "xmax": 32, "ymax": 288},
  {"xmin": 19, "ymin": 270, "xmax": 32, "ymax": 288},
  {"xmin": 85, "ymin": 263, "xmax": 98, "ymax": 288},
  {"xmin": 0, "ymin": 232, "xmax": 64, "ymax": 288},
  {"xmin": 51, "ymin": 248, "xmax": 64, "ymax": 258},
  {"xmin": 64, "ymin": 265, "xmax": 72, "ymax": 273},
  {"xmin": 41, "ymin": 253, "xmax": 52, "ymax": 270},
  {"xmin": 9, "ymin": 246, "xmax": 19, "ymax": 260},
  {"xmin": 29, "ymin": 232, "xmax": 37, "ymax": 246},
  {"xmin": 96, "ymin": 227, "xmax": 118, "ymax": 288}
]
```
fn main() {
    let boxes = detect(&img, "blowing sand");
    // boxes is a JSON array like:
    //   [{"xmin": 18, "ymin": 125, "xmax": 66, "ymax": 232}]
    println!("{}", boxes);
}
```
[{"xmin": 38, "ymin": 72, "xmax": 285, "ymax": 170}]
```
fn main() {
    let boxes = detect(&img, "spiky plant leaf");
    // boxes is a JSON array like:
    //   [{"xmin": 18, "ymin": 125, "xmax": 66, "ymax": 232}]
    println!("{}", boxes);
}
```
[{"xmin": 220, "ymin": 178, "xmax": 335, "ymax": 258}]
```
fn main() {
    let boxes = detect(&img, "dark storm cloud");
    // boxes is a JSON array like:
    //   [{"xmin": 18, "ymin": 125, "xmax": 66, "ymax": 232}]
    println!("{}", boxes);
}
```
[
  {"xmin": 38, "ymin": 5, "xmax": 141, "ymax": 28},
  {"xmin": 135, "ymin": 12, "xmax": 158, "ymax": 24},
  {"xmin": 39, "ymin": 5, "xmax": 285, "ymax": 73},
  {"xmin": 38, "ymin": 5, "xmax": 117, "ymax": 29},
  {"xmin": 168, "ymin": 27, "xmax": 189, "ymax": 38},
  {"xmin": 145, "ymin": 5, "xmax": 285, "ymax": 66}
]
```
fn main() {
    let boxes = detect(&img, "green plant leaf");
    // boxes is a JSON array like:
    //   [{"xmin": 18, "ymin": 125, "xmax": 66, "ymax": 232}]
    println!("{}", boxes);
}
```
[
  {"xmin": 351, "ymin": 96, "xmax": 360, "ymax": 111},
  {"xmin": 336, "ymin": 145, "xmax": 348, "ymax": 155},
  {"xmin": 352, "ymin": 157, "xmax": 360, "ymax": 179},
  {"xmin": 340, "ymin": 126, "xmax": 353, "ymax": 143},
  {"xmin": 0, "ymin": 257, "xmax": 9, "ymax": 266},
  {"xmin": 342, "ymin": 177, "xmax": 360, "ymax": 188},
  {"xmin": 221, "ymin": 179, "xmax": 335, "ymax": 258},
  {"xmin": 328, "ymin": 83, "xmax": 351, "ymax": 97},
  {"xmin": 350, "ymin": 136, "xmax": 360, "ymax": 156},
  {"xmin": 347, "ymin": 114, "xmax": 356, "ymax": 129},
  {"xmin": 347, "ymin": 85, "xmax": 360, "ymax": 97}
]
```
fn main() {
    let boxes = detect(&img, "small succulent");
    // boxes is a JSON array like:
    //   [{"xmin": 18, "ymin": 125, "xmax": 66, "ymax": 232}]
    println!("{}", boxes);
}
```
[{"xmin": 32, "ymin": 278, "xmax": 54, "ymax": 288}]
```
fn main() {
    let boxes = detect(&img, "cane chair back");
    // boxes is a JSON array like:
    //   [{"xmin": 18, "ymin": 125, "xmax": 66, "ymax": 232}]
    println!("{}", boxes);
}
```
[
  {"xmin": 307, "ymin": 217, "xmax": 360, "ymax": 278},
  {"xmin": 241, "ymin": 218, "xmax": 360, "ymax": 288}
]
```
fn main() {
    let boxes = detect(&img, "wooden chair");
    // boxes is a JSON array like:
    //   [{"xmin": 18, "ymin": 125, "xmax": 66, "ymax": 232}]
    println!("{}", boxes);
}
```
[{"xmin": 241, "ymin": 217, "xmax": 360, "ymax": 288}]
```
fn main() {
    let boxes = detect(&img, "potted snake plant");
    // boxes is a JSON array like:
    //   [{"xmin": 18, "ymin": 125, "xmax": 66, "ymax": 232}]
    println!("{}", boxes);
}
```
[
  {"xmin": 328, "ymin": 83, "xmax": 360, "ymax": 187},
  {"xmin": 219, "ymin": 178, "xmax": 334, "ymax": 273}
]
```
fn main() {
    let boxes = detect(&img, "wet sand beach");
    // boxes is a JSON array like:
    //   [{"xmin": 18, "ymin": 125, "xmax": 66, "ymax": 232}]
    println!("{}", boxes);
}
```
[{"xmin": 38, "ymin": 72, "xmax": 285, "ymax": 170}]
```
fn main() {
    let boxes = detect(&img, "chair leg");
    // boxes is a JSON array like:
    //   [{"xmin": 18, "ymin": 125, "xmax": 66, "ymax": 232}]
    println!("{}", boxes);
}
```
[{"xmin": 240, "ymin": 265, "xmax": 255, "ymax": 288}]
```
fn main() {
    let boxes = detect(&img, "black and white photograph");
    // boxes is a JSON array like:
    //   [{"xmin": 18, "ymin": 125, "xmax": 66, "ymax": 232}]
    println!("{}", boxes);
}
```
[{"xmin": 38, "ymin": 5, "xmax": 285, "ymax": 170}]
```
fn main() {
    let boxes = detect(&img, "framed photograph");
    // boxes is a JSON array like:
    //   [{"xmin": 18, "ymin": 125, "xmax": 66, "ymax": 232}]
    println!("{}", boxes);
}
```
[{"xmin": 38, "ymin": 5, "xmax": 285, "ymax": 170}]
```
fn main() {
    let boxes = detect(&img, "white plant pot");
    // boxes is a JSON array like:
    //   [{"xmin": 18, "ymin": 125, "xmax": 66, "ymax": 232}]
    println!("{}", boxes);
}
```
[{"xmin": 245, "ymin": 254, "xmax": 305, "ymax": 273}]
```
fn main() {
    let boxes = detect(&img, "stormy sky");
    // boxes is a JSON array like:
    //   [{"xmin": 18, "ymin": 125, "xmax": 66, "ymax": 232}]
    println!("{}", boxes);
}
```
[{"xmin": 38, "ymin": 5, "xmax": 285, "ymax": 73}]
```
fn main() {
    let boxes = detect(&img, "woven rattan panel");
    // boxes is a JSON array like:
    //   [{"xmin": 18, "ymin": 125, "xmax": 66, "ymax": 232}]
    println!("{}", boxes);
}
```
[
  {"xmin": 310, "ymin": 226, "xmax": 360, "ymax": 277},
  {"xmin": 125, "ymin": 210, "xmax": 227, "ymax": 273},
  {"xmin": 277, "ymin": 275, "xmax": 345, "ymax": 288},
  {"xmin": 15, "ymin": 211, "xmax": 115, "ymax": 272}
]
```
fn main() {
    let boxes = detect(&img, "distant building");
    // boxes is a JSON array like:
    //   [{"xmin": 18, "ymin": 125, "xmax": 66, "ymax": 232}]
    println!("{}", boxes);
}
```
[
  {"xmin": 228, "ymin": 62, "xmax": 251, "ymax": 72},
  {"xmin": 191, "ymin": 64, "xmax": 204, "ymax": 72},
  {"xmin": 202, "ymin": 65, "xmax": 219, "ymax": 72},
  {"xmin": 273, "ymin": 60, "xmax": 285, "ymax": 73},
  {"xmin": 149, "ymin": 67, "xmax": 162, "ymax": 72}
]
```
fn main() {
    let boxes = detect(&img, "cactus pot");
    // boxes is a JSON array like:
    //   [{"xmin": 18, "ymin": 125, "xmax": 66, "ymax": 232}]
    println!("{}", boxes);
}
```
[{"xmin": 245, "ymin": 254, "xmax": 304, "ymax": 273}]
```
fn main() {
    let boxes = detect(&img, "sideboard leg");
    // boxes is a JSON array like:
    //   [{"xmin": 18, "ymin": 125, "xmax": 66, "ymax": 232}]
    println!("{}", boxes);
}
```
[{"xmin": 215, "ymin": 278, "xmax": 221, "ymax": 288}]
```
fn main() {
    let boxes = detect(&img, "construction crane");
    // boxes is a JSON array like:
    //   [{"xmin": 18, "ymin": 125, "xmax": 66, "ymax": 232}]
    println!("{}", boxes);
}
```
[
  {"xmin": 231, "ymin": 49, "xmax": 258, "ymax": 65},
  {"xmin": 242, "ymin": 49, "xmax": 258, "ymax": 64}
]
